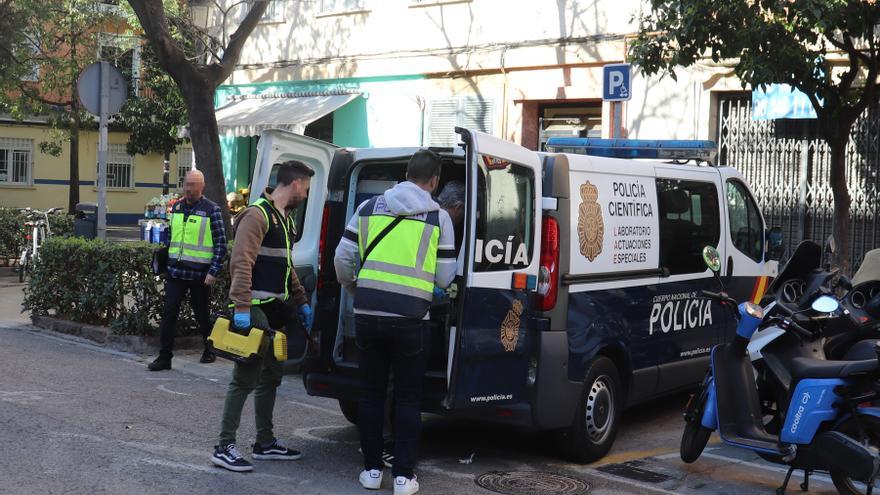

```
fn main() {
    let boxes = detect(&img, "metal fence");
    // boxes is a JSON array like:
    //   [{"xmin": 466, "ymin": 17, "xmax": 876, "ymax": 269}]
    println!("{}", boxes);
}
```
[{"xmin": 717, "ymin": 93, "xmax": 880, "ymax": 271}]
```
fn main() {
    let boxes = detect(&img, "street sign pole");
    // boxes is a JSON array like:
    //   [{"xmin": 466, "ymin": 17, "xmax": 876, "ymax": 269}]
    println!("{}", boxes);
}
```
[
  {"xmin": 97, "ymin": 62, "xmax": 109, "ymax": 239},
  {"xmin": 611, "ymin": 101, "xmax": 623, "ymax": 138}
]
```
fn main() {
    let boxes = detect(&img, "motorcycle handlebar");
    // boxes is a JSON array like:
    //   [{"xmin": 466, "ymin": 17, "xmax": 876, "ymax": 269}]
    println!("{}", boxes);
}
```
[
  {"xmin": 785, "ymin": 319, "xmax": 814, "ymax": 340},
  {"xmin": 700, "ymin": 290, "xmax": 738, "ymax": 306}
]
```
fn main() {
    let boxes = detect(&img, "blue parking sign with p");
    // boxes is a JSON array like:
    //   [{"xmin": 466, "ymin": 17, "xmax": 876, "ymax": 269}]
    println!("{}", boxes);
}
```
[{"xmin": 603, "ymin": 64, "xmax": 632, "ymax": 102}]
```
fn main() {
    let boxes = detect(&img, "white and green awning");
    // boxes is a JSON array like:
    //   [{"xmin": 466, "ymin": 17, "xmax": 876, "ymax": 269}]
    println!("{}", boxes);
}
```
[{"xmin": 214, "ymin": 91, "xmax": 360, "ymax": 137}]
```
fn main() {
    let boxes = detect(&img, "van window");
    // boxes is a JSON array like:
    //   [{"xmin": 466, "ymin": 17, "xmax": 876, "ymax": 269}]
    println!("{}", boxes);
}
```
[
  {"xmin": 473, "ymin": 155, "xmax": 534, "ymax": 272},
  {"xmin": 656, "ymin": 179, "xmax": 720, "ymax": 275},
  {"xmin": 268, "ymin": 163, "xmax": 307, "ymax": 242},
  {"xmin": 726, "ymin": 179, "xmax": 764, "ymax": 262}
]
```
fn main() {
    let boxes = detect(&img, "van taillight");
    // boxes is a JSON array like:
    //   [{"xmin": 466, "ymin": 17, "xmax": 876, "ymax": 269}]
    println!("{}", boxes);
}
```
[
  {"xmin": 316, "ymin": 206, "xmax": 331, "ymax": 290},
  {"xmin": 536, "ymin": 215, "xmax": 559, "ymax": 311}
]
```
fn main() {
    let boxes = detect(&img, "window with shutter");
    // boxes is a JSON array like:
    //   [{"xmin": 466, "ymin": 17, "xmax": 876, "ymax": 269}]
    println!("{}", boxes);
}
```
[{"xmin": 426, "ymin": 97, "xmax": 494, "ymax": 147}]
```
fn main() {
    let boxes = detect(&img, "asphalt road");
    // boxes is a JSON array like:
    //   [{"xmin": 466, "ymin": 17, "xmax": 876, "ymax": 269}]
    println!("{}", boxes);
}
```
[{"xmin": 0, "ymin": 271, "xmax": 846, "ymax": 494}]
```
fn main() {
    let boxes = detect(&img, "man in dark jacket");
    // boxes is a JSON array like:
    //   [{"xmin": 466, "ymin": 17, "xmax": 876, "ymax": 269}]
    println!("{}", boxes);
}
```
[{"xmin": 149, "ymin": 169, "xmax": 227, "ymax": 371}]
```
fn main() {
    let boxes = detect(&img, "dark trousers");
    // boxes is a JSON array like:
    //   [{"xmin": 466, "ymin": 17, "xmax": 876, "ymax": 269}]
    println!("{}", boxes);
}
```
[
  {"xmin": 356, "ymin": 314, "xmax": 430, "ymax": 479},
  {"xmin": 158, "ymin": 275, "xmax": 211, "ymax": 359}
]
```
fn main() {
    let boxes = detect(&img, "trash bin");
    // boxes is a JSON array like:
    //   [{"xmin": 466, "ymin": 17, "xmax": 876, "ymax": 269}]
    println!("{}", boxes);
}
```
[{"xmin": 74, "ymin": 202, "xmax": 98, "ymax": 239}]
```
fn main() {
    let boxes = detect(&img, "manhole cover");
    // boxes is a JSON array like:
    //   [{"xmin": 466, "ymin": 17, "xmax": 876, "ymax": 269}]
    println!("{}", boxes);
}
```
[{"xmin": 475, "ymin": 471, "xmax": 591, "ymax": 495}]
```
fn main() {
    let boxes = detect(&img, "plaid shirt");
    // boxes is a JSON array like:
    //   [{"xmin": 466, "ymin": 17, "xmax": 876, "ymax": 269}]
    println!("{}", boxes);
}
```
[{"xmin": 166, "ymin": 197, "xmax": 228, "ymax": 281}]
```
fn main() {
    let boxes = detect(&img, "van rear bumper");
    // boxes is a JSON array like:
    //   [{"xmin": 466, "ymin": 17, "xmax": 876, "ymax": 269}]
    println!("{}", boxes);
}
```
[{"xmin": 303, "ymin": 371, "xmax": 536, "ymax": 426}]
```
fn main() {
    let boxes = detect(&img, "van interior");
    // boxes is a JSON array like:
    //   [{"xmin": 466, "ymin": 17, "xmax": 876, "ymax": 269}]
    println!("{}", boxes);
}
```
[{"xmin": 332, "ymin": 154, "xmax": 467, "ymax": 384}]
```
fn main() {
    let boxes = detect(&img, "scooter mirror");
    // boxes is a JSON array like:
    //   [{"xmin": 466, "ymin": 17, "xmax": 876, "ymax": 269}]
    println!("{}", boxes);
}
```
[
  {"xmin": 811, "ymin": 295, "xmax": 839, "ymax": 314},
  {"xmin": 702, "ymin": 246, "xmax": 721, "ymax": 273}
]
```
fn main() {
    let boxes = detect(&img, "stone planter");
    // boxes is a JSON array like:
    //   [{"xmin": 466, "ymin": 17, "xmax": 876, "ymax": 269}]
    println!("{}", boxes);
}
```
[{"xmin": 30, "ymin": 315, "xmax": 202, "ymax": 354}]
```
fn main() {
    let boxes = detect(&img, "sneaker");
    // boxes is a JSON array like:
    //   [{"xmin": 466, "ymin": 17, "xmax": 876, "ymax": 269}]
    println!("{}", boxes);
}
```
[
  {"xmin": 393, "ymin": 476, "xmax": 419, "ymax": 495},
  {"xmin": 212, "ymin": 444, "xmax": 253, "ymax": 472},
  {"xmin": 359, "ymin": 469, "xmax": 383, "ymax": 490},
  {"xmin": 148, "ymin": 356, "xmax": 171, "ymax": 371},
  {"xmin": 252, "ymin": 438, "xmax": 302, "ymax": 460},
  {"xmin": 199, "ymin": 348, "xmax": 216, "ymax": 363},
  {"xmin": 381, "ymin": 441, "xmax": 394, "ymax": 468}
]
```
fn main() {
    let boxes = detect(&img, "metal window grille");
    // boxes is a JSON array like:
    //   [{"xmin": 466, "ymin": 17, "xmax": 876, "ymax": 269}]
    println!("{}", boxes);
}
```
[
  {"xmin": 0, "ymin": 138, "xmax": 33, "ymax": 184},
  {"xmin": 248, "ymin": 0, "xmax": 286, "ymax": 21},
  {"xmin": 717, "ymin": 93, "xmax": 880, "ymax": 270},
  {"xmin": 426, "ymin": 97, "xmax": 494, "ymax": 147},
  {"xmin": 177, "ymin": 148, "xmax": 193, "ymax": 188},
  {"xmin": 97, "ymin": 144, "xmax": 133, "ymax": 189}
]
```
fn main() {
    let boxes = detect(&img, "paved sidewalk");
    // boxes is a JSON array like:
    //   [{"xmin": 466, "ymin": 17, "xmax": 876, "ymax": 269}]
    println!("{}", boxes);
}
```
[{"xmin": 0, "ymin": 267, "xmax": 28, "ymax": 327}]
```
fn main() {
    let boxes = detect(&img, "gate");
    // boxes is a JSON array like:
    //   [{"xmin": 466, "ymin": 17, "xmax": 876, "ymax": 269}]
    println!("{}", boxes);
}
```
[{"xmin": 717, "ymin": 93, "xmax": 880, "ymax": 271}]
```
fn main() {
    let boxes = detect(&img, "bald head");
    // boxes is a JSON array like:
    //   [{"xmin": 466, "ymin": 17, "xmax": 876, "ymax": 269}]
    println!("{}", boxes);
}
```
[{"xmin": 183, "ymin": 169, "xmax": 205, "ymax": 204}]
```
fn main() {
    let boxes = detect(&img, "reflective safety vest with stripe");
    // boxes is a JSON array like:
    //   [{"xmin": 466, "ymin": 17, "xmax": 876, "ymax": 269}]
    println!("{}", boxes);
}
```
[
  {"xmin": 168, "ymin": 198, "xmax": 215, "ymax": 269},
  {"xmin": 249, "ymin": 196, "xmax": 296, "ymax": 305},
  {"xmin": 355, "ymin": 196, "xmax": 441, "ymax": 319}
]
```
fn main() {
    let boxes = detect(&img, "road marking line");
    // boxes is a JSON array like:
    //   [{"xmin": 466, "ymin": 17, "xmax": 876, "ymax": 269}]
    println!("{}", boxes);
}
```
[
  {"xmin": 292, "ymin": 425, "xmax": 358, "ymax": 445},
  {"xmin": 697, "ymin": 452, "xmax": 834, "ymax": 484},
  {"xmin": 591, "ymin": 446, "xmax": 678, "ymax": 467},
  {"xmin": 287, "ymin": 399, "xmax": 344, "ymax": 417},
  {"xmin": 157, "ymin": 384, "xmax": 192, "ymax": 397}
]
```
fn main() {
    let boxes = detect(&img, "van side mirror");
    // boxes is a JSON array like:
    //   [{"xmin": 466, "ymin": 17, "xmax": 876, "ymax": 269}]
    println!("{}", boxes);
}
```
[
  {"xmin": 766, "ymin": 227, "xmax": 783, "ymax": 261},
  {"xmin": 702, "ymin": 246, "xmax": 721, "ymax": 273}
]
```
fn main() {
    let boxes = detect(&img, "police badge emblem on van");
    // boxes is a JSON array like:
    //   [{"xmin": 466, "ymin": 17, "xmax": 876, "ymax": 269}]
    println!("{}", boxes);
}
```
[
  {"xmin": 501, "ymin": 299, "xmax": 523, "ymax": 352},
  {"xmin": 578, "ymin": 181, "xmax": 604, "ymax": 261}
]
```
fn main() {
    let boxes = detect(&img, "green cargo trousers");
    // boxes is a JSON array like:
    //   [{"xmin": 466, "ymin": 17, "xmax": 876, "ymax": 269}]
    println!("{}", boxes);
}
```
[{"xmin": 218, "ymin": 304, "xmax": 284, "ymax": 447}]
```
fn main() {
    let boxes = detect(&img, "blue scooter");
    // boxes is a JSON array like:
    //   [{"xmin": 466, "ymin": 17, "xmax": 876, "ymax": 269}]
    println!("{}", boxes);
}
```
[{"xmin": 681, "ymin": 246, "xmax": 880, "ymax": 495}]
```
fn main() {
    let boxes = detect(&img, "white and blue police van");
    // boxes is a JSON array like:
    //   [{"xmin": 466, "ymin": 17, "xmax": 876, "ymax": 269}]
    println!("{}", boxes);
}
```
[{"xmin": 248, "ymin": 128, "xmax": 781, "ymax": 462}]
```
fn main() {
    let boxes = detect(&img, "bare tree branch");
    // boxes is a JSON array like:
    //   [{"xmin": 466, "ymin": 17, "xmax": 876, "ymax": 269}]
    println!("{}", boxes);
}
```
[{"xmin": 204, "ymin": 0, "xmax": 269, "ymax": 84}]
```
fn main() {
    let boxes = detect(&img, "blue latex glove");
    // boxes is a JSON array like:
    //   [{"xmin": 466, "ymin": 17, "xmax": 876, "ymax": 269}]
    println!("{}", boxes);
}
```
[
  {"xmin": 433, "ymin": 286, "xmax": 448, "ymax": 301},
  {"xmin": 233, "ymin": 311, "xmax": 251, "ymax": 329},
  {"xmin": 298, "ymin": 304, "xmax": 314, "ymax": 330}
]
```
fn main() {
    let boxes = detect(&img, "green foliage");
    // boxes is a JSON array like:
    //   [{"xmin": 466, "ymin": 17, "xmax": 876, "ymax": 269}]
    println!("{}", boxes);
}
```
[
  {"xmin": 117, "ymin": 43, "xmax": 188, "ymax": 158},
  {"xmin": 629, "ymin": 0, "xmax": 880, "ymax": 128},
  {"xmin": 0, "ymin": 208, "xmax": 73, "ymax": 258},
  {"xmin": 23, "ymin": 237, "xmax": 231, "ymax": 336}
]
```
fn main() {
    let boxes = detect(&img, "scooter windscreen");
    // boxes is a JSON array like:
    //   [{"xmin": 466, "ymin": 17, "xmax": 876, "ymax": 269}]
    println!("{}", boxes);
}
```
[
  {"xmin": 853, "ymin": 248, "xmax": 880, "ymax": 286},
  {"xmin": 767, "ymin": 241, "xmax": 821, "ymax": 294}
]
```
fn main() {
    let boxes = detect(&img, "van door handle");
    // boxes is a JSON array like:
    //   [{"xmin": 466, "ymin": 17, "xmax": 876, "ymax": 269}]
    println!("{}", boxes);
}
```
[{"xmin": 726, "ymin": 257, "xmax": 734, "ymax": 281}]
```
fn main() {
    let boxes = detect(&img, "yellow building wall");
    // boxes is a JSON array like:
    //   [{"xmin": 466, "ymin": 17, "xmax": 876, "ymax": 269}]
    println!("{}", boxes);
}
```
[{"xmin": 0, "ymin": 123, "xmax": 191, "ymax": 224}]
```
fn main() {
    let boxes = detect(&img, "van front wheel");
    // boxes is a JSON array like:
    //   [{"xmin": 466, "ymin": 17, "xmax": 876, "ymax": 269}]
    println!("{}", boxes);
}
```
[
  {"xmin": 558, "ymin": 357, "xmax": 622, "ymax": 463},
  {"xmin": 338, "ymin": 399, "xmax": 359, "ymax": 425}
]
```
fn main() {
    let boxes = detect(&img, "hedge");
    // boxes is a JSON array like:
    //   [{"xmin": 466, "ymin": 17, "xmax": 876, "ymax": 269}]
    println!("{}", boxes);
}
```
[
  {"xmin": 0, "ymin": 207, "xmax": 74, "ymax": 258},
  {"xmin": 22, "ymin": 237, "xmax": 231, "ymax": 336}
]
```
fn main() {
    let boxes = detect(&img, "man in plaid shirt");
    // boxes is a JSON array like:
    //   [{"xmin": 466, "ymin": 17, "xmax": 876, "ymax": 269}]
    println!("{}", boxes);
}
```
[{"xmin": 149, "ymin": 170, "xmax": 228, "ymax": 371}]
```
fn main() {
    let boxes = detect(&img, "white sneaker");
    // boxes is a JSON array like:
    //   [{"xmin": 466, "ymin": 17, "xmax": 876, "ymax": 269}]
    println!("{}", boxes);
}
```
[
  {"xmin": 359, "ymin": 469, "xmax": 383, "ymax": 490},
  {"xmin": 394, "ymin": 476, "xmax": 419, "ymax": 495}
]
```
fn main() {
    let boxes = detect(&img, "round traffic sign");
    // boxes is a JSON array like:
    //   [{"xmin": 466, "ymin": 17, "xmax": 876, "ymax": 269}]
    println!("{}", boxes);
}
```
[{"xmin": 77, "ymin": 62, "xmax": 128, "ymax": 115}]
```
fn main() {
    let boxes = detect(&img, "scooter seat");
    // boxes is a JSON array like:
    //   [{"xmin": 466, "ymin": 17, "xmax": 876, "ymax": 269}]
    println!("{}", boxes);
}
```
[{"xmin": 789, "ymin": 357, "xmax": 878, "ymax": 379}]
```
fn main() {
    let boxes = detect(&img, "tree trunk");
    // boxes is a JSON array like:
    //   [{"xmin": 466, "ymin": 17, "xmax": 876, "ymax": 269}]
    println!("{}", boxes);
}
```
[
  {"xmin": 182, "ymin": 82, "xmax": 231, "ymax": 233},
  {"xmin": 827, "ymin": 132, "xmax": 852, "ymax": 274}
]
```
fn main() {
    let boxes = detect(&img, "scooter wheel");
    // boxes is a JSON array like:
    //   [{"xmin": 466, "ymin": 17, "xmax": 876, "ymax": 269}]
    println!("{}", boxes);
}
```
[
  {"xmin": 830, "ymin": 415, "xmax": 880, "ymax": 495},
  {"xmin": 680, "ymin": 416, "xmax": 712, "ymax": 463}
]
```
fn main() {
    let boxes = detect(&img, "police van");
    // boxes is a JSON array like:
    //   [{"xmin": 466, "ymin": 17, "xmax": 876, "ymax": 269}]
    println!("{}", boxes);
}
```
[{"xmin": 248, "ymin": 128, "xmax": 782, "ymax": 462}]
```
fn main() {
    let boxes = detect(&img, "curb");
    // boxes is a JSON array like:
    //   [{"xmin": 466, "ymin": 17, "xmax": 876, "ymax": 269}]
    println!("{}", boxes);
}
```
[{"xmin": 30, "ymin": 315, "xmax": 203, "ymax": 354}]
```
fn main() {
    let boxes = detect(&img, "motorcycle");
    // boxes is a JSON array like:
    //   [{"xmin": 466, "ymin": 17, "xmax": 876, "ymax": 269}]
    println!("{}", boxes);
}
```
[{"xmin": 681, "ymin": 246, "xmax": 880, "ymax": 495}]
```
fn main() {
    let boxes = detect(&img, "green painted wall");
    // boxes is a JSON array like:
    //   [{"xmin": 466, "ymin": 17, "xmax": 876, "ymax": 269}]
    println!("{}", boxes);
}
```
[{"xmin": 332, "ymin": 96, "xmax": 369, "ymax": 147}]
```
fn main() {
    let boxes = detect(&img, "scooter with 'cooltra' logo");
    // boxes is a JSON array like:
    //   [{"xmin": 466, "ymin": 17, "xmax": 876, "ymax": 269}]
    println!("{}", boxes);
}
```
[{"xmin": 681, "ymin": 246, "xmax": 880, "ymax": 495}]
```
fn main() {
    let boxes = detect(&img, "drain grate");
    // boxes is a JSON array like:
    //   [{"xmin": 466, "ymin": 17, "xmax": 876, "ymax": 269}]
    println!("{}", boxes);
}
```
[
  {"xmin": 596, "ymin": 460, "xmax": 673, "ymax": 484},
  {"xmin": 475, "ymin": 471, "xmax": 591, "ymax": 495}
]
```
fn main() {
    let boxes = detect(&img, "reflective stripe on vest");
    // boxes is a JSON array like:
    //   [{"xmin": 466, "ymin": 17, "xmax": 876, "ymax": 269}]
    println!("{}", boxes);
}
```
[
  {"xmin": 168, "ymin": 201, "xmax": 214, "ymax": 267},
  {"xmin": 249, "ymin": 196, "xmax": 295, "ymax": 305},
  {"xmin": 355, "ymin": 197, "xmax": 440, "ymax": 318}
]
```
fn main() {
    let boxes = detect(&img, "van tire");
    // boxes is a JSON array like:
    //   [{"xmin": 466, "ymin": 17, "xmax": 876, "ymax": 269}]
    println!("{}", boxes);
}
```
[
  {"xmin": 557, "ymin": 357, "xmax": 622, "ymax": 463},
  {"xmin": 338, "ymin": 399, "xmax": 359, "ymax": 425}
]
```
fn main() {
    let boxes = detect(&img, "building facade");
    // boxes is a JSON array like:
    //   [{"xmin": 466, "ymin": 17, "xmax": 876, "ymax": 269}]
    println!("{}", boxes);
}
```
[{"xmin": 209, "ymin": 0, "xmax": 746, "ymax": 191}]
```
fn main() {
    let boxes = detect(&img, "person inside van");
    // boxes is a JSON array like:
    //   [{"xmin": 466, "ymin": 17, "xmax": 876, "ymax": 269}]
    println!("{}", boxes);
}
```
[
  {"xmin": 436, "ymin": 180, "xmax": 465, "ymax": 253},
  {"xmin": 335, "ymin": 149, "xmax": 456, "ymax": 495}
]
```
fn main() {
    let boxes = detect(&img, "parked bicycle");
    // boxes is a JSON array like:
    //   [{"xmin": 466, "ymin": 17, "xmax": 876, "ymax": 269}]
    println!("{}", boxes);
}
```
[{"xmin": 18, "ymin": 207, "xmax": 63, "ymax": 283}]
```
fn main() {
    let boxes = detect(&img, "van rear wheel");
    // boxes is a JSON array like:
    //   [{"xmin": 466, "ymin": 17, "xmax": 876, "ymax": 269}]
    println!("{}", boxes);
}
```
[
  {"xmin": 557, "ymin": 357, "xmax": 622, "ymax": 463},
  {"xmin": 338, "ymin": 399, "xmax": 359, "ymax": 425}
]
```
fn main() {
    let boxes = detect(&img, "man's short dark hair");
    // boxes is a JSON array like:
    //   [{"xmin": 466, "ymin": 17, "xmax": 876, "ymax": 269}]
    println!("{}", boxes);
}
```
[
  {"xmin": 275, "ymin": 160, "xmax": 315, "ymax": 186},
  {"xmin": 406, "ymin": 149, "xmax": 442, "ymax": 183}
]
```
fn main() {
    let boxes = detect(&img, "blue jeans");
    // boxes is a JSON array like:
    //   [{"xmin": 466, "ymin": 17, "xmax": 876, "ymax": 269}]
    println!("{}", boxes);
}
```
[{"xmin": 356, "ymin": 314, "xmax": 429, "ymax": 479}]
